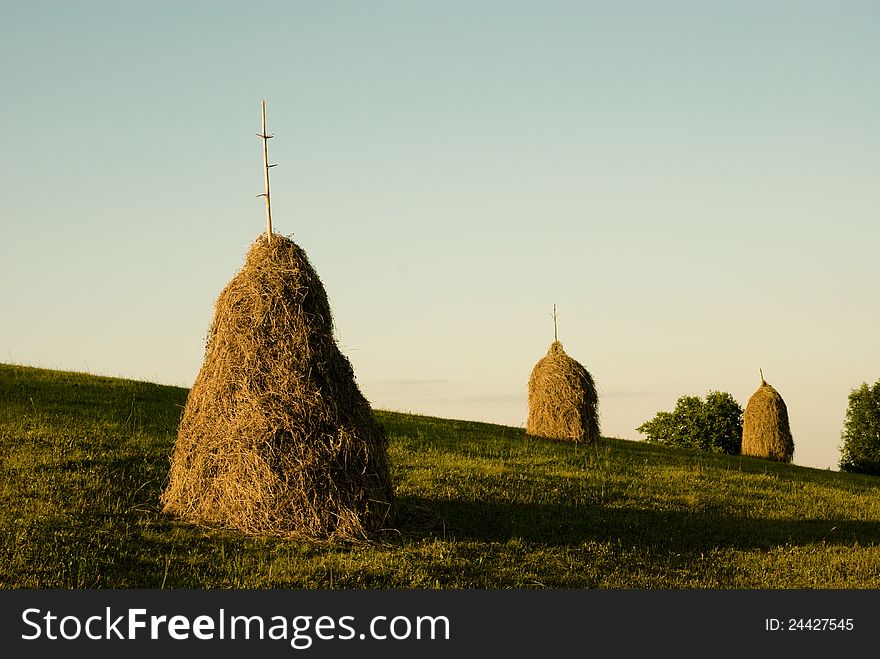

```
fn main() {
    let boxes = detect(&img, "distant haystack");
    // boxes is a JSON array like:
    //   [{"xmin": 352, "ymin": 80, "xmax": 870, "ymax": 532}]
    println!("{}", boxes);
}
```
[
  {"xmin": 527, "ymin": 341, "xmax": 600, "ymax": 443},
  {"xmin": 741, "ymin": 372, "xmax": 794, "ymax": 463},
  {"xmin": 161, "ymin": 235, "xmax": 394, "ymax": 540}
]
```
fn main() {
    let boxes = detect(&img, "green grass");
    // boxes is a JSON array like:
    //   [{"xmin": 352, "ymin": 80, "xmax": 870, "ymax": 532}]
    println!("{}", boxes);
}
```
[{"xmin": 2, "ymin": 363, "xmax": 880, "ymax": 588}]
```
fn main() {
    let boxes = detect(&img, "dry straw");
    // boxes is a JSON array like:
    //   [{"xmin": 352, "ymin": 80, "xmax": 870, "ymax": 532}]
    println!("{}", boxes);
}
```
[
  {"xmin": 161, "ymin": 234, "xmax": 393, "ymax": 540},
  {"xmin": 741, "ymin": 370, "xmax": 794, "ymax": 463},
  {"xmin": 527, "ymin": 341, "xmax": 600, "ymax": 443}
]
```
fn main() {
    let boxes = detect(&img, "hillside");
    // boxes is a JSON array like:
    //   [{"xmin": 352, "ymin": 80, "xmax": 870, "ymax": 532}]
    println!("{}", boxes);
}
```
[{"xmin": 2, "ymin": 363, "xmax": 880, "ymax": 588}]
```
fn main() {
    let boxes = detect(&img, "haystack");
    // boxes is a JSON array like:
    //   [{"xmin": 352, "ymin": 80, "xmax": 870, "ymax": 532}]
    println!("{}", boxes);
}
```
[
  {"xmin": 741, "ymin": 373, "xmax": 794, "ymax": 463},
  {"xmin": 161, "ymin": 234, "xmax": 393, "ymax": 540},
  {"xmin": 527, "ymin": 341, "xmax": 600, "ymax": 443}
]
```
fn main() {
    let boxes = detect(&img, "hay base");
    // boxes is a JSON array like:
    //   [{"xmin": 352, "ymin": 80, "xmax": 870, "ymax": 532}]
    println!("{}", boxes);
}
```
[
  {"xmin": 161, "ymin": 234, "xmax": 393, "ymax": 540},
  {"xmin": 527, "ymin": 341, "xmax": 600, "ymax": 443},
  {"xmin": 741, "ymin": 379, "xmax": 794, "ymax": 463}
]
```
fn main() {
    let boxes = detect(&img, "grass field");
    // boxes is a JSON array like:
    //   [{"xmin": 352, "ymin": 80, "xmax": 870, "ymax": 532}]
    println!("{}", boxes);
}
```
[{"xmin": 2, "ymin": 363, "xmax": 880, "ymax": 588}]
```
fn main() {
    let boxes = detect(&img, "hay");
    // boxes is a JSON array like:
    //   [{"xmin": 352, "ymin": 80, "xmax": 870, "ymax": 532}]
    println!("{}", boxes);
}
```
[
  {"xmin": 526, "ymin": 341, "xmax": 599, "ymax": 443},
  {"xmin": 741, "ymin": 377, "xmax": 794, "ymax": 462},
  {"xmin": 161, "ymin": 234, "xmax": 393, "ymax": 540}
]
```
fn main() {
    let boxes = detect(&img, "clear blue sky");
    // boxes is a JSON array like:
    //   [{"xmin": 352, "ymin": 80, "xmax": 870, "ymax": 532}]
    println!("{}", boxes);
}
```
[{"xmin": 2, "ymin": 1, "xmax": 878, "ymax": 470}]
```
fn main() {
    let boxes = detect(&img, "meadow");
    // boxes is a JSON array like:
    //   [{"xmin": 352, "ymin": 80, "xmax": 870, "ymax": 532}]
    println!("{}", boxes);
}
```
[{"xmin": 2, "ymin": 363, "xmax": 880, "ymax": 588}]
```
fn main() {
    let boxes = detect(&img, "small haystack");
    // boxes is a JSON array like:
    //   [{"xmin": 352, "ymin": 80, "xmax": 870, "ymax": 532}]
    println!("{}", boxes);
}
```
[
  {"xmin": 527, "ymin": 341, "xmax": 600, "ymax": 443},
  {"xmin": 161, "ymin": 234, "xmax": 393, "ymax": 540},
  {"xmin": 741, "ymin": 371, "xmax": 794, "ymax": 462}
]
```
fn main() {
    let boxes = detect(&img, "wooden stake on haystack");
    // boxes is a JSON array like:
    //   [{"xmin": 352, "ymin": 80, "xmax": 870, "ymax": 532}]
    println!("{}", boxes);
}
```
[
  {"xmin": 257, "ymin": 98, "xmax": 276, "ymax": 244},
  {"xmin": 552, "ymin": 303, "xmax": 558, "ymax": 342}
]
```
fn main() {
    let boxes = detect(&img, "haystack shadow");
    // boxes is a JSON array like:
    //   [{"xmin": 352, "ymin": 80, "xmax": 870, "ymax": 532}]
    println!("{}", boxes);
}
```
[{"xmin": 392, "ymin": 495, "xmax": 880, "ymax": 554}]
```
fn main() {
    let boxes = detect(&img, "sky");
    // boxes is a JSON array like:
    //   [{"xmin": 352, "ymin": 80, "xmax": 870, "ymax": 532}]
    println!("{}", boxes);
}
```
[{"xmin": 1, "ymin": 1, "xmax": 878, "ymax": 470}]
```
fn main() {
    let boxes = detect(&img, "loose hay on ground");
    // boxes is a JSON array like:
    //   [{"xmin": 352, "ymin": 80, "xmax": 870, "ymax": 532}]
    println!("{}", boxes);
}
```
[
  {"xmin": 161, "ymin": 234, "xmax": 393, "ymax": 540},
  {"xmin": 527, "ymin": 341, "xmax": 600, "ymax": 443}
]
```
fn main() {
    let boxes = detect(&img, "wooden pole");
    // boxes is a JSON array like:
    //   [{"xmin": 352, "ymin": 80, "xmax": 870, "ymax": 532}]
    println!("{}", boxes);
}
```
[
  {"xmin": 760, "ymin": 368, "xmax": 765, "ymax": 384},
  {"xmin": 553, "ymin": 303, "xmax": 558, "ymax": 343},
  {"xmin": 258, "ymin": 98, "xmax": 275, "ymax": 243}
]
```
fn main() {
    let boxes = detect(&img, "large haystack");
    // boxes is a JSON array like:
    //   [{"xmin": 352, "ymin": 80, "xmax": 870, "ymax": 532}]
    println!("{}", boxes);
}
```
[
  {"xmin": 527, "ymin": 341, "xmax": 599, "ymax": 443},
  {"xmin": 741, "ymin": 375, "xmax": 794, "ymax": 462},
  {"xmin": 161, "ymin": 234, "xmax": 393, "ymax": 540}
]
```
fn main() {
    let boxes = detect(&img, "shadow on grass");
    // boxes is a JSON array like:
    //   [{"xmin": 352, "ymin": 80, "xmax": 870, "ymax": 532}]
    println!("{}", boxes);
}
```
[
  {"xmin": 392, "ymin": 495, "xmax": 880, "ymax": 553},
  {"xmin": 8, "ymin": 450, "xmax": 880, "ymax": 588}
]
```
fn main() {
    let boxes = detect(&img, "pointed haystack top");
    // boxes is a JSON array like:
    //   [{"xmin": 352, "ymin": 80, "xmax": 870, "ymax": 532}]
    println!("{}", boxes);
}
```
[
  {"xmin": 741, "ymin": 370, "xmax": 794, "ymax": 463},
  {"xmin": 161, "ymin": 234, "xmax": 393, "ymax": 539},
  {"xmin": 527, "ymin": 339, "xmax": 600, "ymax": 443}
]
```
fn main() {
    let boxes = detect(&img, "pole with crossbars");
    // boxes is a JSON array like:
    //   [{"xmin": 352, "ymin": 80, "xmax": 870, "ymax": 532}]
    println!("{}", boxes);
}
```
[{"xmin": 257, "ymin": 98, "xmax": 276, "ymax": 243}]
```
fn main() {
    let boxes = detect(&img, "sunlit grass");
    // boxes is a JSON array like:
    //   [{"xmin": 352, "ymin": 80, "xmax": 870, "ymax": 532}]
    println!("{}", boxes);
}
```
[{"xmin": 2, "ymin": 363, "xmax": 880, "ymax": 588}]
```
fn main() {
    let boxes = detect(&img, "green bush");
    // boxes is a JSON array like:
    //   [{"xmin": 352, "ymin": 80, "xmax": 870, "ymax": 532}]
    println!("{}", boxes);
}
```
[
  {"xmin": 839, "ymin": 380, "xmax": 880, "ymax": 475},
  {"xmin": 637, "ymin": 391, "xmax": 743, "ymax": 454}
]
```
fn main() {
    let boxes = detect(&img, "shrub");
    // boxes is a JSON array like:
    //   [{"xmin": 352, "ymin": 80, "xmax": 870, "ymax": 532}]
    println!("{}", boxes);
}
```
[
  {"xmin": 839, "ymin": 380, "xmax": 880, "ymax": 475},
  {"xmin": 637, "ymin": 391, "xmax": 743, "ymax": 454}
]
